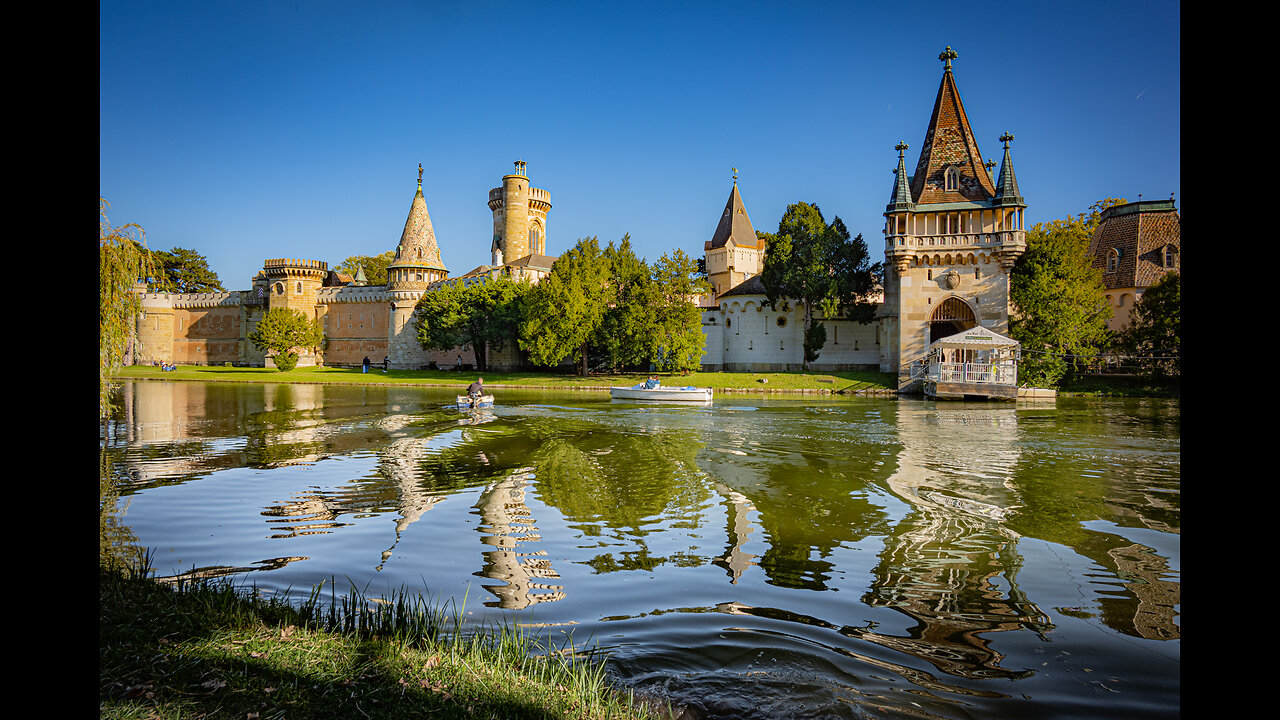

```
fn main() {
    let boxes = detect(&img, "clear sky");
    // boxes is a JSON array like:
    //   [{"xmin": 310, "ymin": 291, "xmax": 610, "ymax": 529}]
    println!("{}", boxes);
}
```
[{"xmin": 100, "ymin": 1, "xmax": 1180, "ymax": 290}]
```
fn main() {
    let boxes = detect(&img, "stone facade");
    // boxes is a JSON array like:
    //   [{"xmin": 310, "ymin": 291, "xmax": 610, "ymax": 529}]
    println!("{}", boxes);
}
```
[{"xmin": 131, "ymin": 162, "xmax": 555, "ymax": 371}]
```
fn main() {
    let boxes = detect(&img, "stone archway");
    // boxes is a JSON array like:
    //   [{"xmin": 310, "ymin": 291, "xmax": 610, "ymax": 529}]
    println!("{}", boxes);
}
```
[{"xmin": 930, "ymin": 296, "xmax": 977, "ymax": 344}]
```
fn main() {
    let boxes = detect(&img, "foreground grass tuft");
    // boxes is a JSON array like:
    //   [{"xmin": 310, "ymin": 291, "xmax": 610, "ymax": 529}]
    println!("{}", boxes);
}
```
[{"xmin": 101, "ymin": 561, "xmax": 665, "ymax": 719}]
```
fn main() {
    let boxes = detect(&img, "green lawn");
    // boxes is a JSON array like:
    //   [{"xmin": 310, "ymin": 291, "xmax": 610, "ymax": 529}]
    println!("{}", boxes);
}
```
[{"xmin": 117, "ymin": 364, "xmax": 900, "ymax": 395}]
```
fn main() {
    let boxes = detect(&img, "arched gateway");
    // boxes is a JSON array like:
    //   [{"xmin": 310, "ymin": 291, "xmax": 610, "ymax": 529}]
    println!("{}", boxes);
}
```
[{"xmin": 930, "ymin": 296, "xmax": 976, "ymax": 344}]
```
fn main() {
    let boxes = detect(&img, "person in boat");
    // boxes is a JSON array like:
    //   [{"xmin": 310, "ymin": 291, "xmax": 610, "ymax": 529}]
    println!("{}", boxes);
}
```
[
  {"xmin": 466, "ymin": 377, "xmax": 485, "ymax": 407},
  {"xmin": 643, "ymin": 374, "xmax": 660, "ymax": 389}
]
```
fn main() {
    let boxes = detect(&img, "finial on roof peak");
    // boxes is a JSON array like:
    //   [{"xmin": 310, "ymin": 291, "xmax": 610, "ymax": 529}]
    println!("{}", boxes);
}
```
[
  {"xmin": 418, "ymin": 163, "xmax": 423, "ymax": 187},
  {"xmin": 939, "ymin": 46, "xmax": 957, "ymax": 71},
  {"xmin": 895, "ymin": 141, "xmax": 908, "ymax": 158},
  {"xmin": 1000, "ymin": 132, "xmax": 1014, "ymax": 149},
  {"xmin": 732, "ymin": 166, "xmax": 738, "ymax": 183}
]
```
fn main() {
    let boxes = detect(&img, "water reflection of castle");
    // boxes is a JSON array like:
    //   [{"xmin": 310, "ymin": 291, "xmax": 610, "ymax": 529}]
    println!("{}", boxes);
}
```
[{"xmin": 473, "ymin": 470, "xmax": 566, "ymax": 609}]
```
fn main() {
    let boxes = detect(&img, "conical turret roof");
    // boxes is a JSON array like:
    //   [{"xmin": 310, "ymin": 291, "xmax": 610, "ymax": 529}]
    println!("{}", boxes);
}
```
[
  {"xmin": 390, "ymin": 165, "xmax": 447, "ymax": 272},
  {"xmin": 886, "ymin": 142, "xmax": 915, "ymax": 213},
  {"xmin": 910, "ymin": 47, "xmax": 997, "ymax": 205},
  {"xmin": 706, "ymin": 174, "xmax": 762, "ymax": 250},
  {"xmin": 993, "ymin": 133, "xmax": 1024, "ymax": 207}
]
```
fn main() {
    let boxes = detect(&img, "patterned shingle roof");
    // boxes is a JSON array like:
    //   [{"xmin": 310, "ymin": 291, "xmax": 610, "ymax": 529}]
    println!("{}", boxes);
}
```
[
  {"xmin": 389, "ymin": 174, "xmax": 447, "ymax": 273},
  {"xmin": 910, "ymin": 48, "xmax": 998, "ymax": 205},
  {"xmin": 705, "ymin": 182, "xmax": 762, "ymax": 250},
  {"xmin": 1086, "ymin": 200, "xmax": 1180, "ymax": 290}
]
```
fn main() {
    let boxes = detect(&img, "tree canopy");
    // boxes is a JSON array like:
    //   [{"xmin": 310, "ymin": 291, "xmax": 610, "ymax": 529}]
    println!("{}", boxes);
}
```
[
  {"xmin": 1120, "ymin": 271, "xmax": 1179, "ymax": 378},
  {"xmin": 642, "ymin": 248, "xmax": 709, "ymax": 373},
  {"xmin": 247, "ymin": 308, "xmax": 325, "ymax": 371},
  {"xmin": 594, "ymin": 235, "xmax": 653, "ymax": 372},
  {"xmin": 335, "ymin": 251, "xmax": 395, "ymax": 286},
  {"xmin": 100, "ymin": 198, "xmax": 158, "ymax": 418},
  {"xmin": 520, "ymin": 237, "xmax": 612, "ymax": 374},
  {"xmin": 149, "ymin": 246, "xmax": 224, "ymax": 293},
  {"xmin": 760, "ymin": 202, "xmax": 880, "ymax": 368},
  {"xmin": 1009, "ymin": 199, "xmax": 1118, "ymax": 386},
  {"xmin": 416, "ymin": 273, "xmax": 530, "ymax": 372}
]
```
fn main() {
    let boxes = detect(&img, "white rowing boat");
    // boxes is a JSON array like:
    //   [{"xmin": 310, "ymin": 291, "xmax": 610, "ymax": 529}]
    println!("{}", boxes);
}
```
[
  {"xmin": 609, "ymin": 385, "xmax": 713, "ymax": 403},
  {"xmin": 457, "ymin": 394, "xmax": 494, "ymax": 409}
]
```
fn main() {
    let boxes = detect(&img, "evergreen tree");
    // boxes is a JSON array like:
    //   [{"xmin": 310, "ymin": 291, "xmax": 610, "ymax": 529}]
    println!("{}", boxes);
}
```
[
  {"xmin": 760, "ymin": 202, "xmax": 880, "ymax": 368},
  {"xmin": 595, "ymin": 235, "xmax": 653, "ymax": 372},
  {"xmin": 151, "ymin": 247, "xmax": 224, "ymax": 293},
  {"xmin": 520, "ymin": 237, "xmax": 612, "ymax": 375},
  {"xmin": 1009, "ymin": 201, "xmax": 1116, "ymax": 387}
]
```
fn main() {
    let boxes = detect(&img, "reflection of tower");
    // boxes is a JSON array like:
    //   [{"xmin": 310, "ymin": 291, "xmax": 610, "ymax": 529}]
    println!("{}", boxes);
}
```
[
  {"xmin": 474, "ymin": 470, "xmax": 565, "ymax": 609},
  {"xmin": 711, "ymin": 482, "xmax": 757, "ymax": 583},
  {"xmin": 864, "ymin": 405, "xmax": 1048, "ymax": 679},
  {"xmin": 373, "ymin": 413, "xmax": 448, "ymax": 571}
]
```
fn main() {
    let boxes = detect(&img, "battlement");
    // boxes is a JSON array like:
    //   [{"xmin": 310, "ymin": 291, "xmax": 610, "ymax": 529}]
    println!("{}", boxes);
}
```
[
  {"xmin": 318, "ymin": 285, "xmax": 391, "ymax": 303},
  {"xmin": 263, "ymin": 258, "xmax": 328, "ymax": 273},
  {"xmin": 136, "ymin": 290, "xmax": 244, "ymax": 308}
]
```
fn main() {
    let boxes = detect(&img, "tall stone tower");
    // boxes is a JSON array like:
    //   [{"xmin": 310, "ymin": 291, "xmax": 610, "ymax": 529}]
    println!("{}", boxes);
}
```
[
  {"xmin": 488, "ymin": 161, "xmax": 551, "ymax": 265},
  {"xmin": 880, "ymin": 46, "xmax": 1027, "ymax": 377},
  {"xmin": 704, "ymin": 168, "xmax": 765, "ymax": 299},
  {"xmin": 387, "ymin": 164, "xmax": 449, "ymax": 369}
]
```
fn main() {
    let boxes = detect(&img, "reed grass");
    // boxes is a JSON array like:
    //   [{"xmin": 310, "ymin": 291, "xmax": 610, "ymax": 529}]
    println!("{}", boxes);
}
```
[{"xmin": 101, "ymin": 555, "xmax": 668, "ymax": 719}]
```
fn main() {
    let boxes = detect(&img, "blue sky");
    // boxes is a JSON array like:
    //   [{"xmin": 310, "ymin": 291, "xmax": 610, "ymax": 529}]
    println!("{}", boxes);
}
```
[{"xmin": 100, "ymin": 1, "xmax": 1180, "ymax": 290}]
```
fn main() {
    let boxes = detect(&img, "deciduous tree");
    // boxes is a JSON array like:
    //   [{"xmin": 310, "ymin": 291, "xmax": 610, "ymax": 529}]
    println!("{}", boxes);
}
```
[
  {"xmin": 335, "ymin": 251, "xmax": 395, "ymax": 286},
  {"xmin": 100, "ymin": 198, "xmax": 158, "ymax": 418},
  {"xmin": 247, "ymin": 308, "xmax": 325, "ymax": 371},
  {"xmin": 416, "ymin": 274, "xmax": 530, "ymax": 372},
  {"xmin": 1009, "ymin": 200, "xmax": 1117, "ymax": 386},
  {"xmin": 643, "ymin": 248, "xmax": 709, "ymax": 373},
  {"xmin": 1120, "ymin": 271, "xmax": 1179, "ymax": 377}
]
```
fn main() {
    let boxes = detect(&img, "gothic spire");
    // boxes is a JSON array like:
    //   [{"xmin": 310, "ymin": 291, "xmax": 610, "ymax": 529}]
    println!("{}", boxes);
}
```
[
  {"xmin": 887, "ymin": 142, "xmax": 915, "ymax": 212},
  {"xmin": 910, "ymin": 46, "xmax": 997, "ymax": 204},
  {"xmin": 390, "ymin": 164, "xmax": 447, "ymax": 273}
]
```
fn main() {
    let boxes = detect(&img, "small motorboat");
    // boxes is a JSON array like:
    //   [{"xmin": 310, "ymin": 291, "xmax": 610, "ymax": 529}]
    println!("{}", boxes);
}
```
[
  {"xmin": 457, "ymin": 394, "xmax": 494, "ymax": 409},
  {"xmin": 609, "ymin": 384, "xmax": 713, "ymax": 403}
]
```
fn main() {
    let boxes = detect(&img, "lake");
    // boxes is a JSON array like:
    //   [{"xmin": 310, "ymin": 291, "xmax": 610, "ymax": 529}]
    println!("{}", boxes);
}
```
[{"xmin": 101, "ymin": 379, "xmax": 1179, "ymax": 719}]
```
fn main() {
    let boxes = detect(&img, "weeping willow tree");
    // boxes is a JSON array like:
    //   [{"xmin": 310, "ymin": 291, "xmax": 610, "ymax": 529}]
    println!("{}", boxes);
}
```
[{"xmin": 100, "ymin": 198, "xmax": 157, "ymax": 420}]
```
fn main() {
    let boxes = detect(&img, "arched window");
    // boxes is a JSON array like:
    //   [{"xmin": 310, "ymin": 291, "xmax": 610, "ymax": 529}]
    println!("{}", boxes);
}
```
[
  {"xmin": 945, "ymin": 167, "xmax": 960, "ymax": 191},
  {"xmin": 296, "ymin": 281, "xmax": 302, "ymax": 294},
  {"xmin": 1106, "ymin": 248, "xmax": 1120, "ymax": 273},
  {"xmin": 1163, "ymin": 245, "xmax": 1178, "ymax": 268}
]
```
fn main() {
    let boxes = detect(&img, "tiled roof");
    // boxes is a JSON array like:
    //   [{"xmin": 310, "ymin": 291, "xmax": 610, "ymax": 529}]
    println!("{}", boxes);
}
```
[
  {"xmin": 910, "ymin": 51, "xmax": 998, "ymax": 205},
  {"xmin": 389, "ymin": 178, "xmax": 448, "ymax": 272},
  {"xmin": 1086, "ymin": 200, "xmax": 1180, "ymax": 290}
]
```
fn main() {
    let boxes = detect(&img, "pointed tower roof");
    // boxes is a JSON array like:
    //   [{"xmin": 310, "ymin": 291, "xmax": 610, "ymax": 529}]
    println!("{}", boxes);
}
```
[
  {"xmin": 389, "ymin": 163, "xmax": 447, "ymax": 273},
  {"xmin": 886, "ymin": 142, "xmax": 916, "ymax": 213},
  {"xmin": 910, "ymin": 46, "xmax": 997, "ymax": 205},
  {"xmin": 706, "ymin": 169, "xmax": 763, "ymax": 250},
  {"xmin": 993, "ymin": 132, "xmax": 1024, "ymax": 207}
]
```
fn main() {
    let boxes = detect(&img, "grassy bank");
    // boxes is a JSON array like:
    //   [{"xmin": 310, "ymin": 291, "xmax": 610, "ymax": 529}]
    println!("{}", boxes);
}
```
[
  {"xmin": 117, "ymin": 364, "xmax": 899, "ymax": 395},
  {"xmin": 101, "ymin": 560, "xmax": 665, "ymax": 720},
  {"xmin": 1057, "ymin": 374, "xmax": 1180, "ymax": 398}
]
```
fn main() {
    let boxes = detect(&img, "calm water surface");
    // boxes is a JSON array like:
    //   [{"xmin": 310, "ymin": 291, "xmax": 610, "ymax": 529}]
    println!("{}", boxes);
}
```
[{"xmin": 102, "ymin": 380, "xmax": 1179, "ymax": 719}]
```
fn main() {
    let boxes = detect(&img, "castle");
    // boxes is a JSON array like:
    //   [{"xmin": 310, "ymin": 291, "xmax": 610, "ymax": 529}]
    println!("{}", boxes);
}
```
[{"xmin": 130, "ymin": 48, "xmax": 1170, "ymax": 379}]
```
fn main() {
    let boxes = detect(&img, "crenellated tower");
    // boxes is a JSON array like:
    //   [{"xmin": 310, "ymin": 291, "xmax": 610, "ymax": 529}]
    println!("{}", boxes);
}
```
[
  {"xmin": 488, "ymin": 160, "xmax": 551, "ymax": 265},
  {"xmin": 880, "ymin": 46, "xmax": 1027, "ymax": 377}
]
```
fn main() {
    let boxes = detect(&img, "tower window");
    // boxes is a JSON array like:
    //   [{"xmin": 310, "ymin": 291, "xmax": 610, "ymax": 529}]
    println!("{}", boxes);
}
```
[
  {"xmin": 1106, "ymin": 248, "xmax": 1120, "ymax": 273},
  {"xmin": 1163, "ymin": 245, "xmax": 1178, "ymax": 268},
  {"xmin": 945, "ymin": 167, "xmax": 959, "ymax": 191}
]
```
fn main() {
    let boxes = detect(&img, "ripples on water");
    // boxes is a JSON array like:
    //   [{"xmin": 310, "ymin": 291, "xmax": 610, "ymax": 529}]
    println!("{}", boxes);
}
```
[{"xmin": 102, "ymin": 382, "xmax": 1179, "ymax": 719}]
